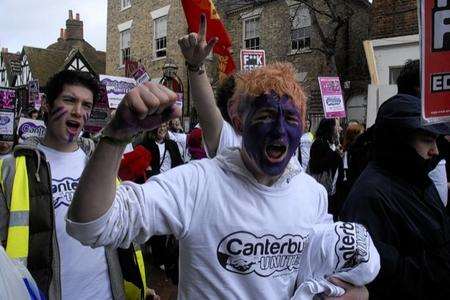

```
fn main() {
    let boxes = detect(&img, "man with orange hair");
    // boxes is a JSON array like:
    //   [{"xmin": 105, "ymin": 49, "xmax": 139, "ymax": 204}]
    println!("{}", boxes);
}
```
[{"xmin": 65, "ymin": 21, "xmax": 376, "ymax": 298}]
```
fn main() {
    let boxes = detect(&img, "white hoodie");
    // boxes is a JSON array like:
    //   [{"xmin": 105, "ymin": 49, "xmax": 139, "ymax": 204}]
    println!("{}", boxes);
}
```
[{"xmin": 67, "ymin": 148, "xmax": 378, "ymax": 299}]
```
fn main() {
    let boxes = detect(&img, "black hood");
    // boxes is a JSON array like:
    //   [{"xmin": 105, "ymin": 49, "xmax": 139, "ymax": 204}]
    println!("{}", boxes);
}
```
[{"xmin": 374, "ymin": 94, "xmax": 445, "ymax": 187}]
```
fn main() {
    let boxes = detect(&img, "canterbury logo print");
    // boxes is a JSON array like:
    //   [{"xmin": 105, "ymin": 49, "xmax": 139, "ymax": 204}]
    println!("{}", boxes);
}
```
[
  {"xmin": 334, "ymin": 222, "xmax": 370, "ymax": 271},
  {"xmin": 217, "ymin": 231, "xmax": 308, "ymax": 277}
]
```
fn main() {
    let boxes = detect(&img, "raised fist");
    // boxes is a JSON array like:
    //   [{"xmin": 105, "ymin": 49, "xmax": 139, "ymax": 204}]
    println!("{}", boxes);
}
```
[
  {"xmin": 178, "ymin": 14, "xmax": 218, "ymax": 68},
  {"xmin": 104, "ymin": 82, "xmax": 182, "ymax": 141}
]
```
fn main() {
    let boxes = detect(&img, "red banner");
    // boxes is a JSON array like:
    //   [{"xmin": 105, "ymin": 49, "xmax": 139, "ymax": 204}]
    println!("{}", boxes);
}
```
[
  {"xmin": 421, "ymin": 0, "xmax": 450, "ymax": 122},
  {"xmin": 181, "ymin": 0, "xmax": 236, "ymax": 77}
]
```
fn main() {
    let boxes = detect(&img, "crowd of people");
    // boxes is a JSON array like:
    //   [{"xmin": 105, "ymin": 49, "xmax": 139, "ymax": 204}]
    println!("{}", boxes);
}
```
[{"xmin": 0, "ymin": 15, "xmax": 449, "ymax": 300}]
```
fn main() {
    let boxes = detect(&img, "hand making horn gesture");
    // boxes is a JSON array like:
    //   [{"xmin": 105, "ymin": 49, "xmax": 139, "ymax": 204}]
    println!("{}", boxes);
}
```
[
  {"xmin": 178, "ymin": 13, "xmax": 219, "ymax": 69},
  {"xmin": 104, "ymin": 82, "xmax": 182, "ymax": 142}
]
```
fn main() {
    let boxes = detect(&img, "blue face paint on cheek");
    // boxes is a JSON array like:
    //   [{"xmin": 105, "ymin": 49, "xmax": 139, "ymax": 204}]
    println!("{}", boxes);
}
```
[
  {"xmin": 50, "ymin": 106, "xmax": 68, "ymax": 121},
  {"xmin": 243, "ymin": 92, "xmax": 302, "ymax": 176}
]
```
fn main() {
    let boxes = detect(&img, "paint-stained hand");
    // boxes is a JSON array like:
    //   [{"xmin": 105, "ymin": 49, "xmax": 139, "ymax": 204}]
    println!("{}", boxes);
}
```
[
  {"xmin": 104, "ymin": 82, "xmax": 181, "ymax": 141},
  {"xmin": 178, "ymin": 14, "xmax": 218, "ymax": 68},
  {"xmin": 321, "ymin": 278, "xmax": 369, "ymax": 300}
]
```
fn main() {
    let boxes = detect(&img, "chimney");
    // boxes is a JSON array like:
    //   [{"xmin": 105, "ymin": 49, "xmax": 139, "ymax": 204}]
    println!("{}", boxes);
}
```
[
  {"xmin": 57, "ymin": 28, "xmax": 64, "ymax": 42},
  {"xmin": 1, "ymin": 48, "xmax": 8, "ymax": 53},
  {"xmin": 66, "ymin": 11, "xmax": 83, "ymax": 40}
]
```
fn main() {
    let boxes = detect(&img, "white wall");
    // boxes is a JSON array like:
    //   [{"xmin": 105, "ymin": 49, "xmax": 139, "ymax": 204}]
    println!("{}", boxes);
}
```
[{"xmin": 366, "ymin": 34, "xmax": 420, "ymax": 126}]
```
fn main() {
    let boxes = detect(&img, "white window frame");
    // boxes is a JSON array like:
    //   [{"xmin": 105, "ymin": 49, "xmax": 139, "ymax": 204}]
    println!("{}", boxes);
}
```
[
  {"xmin": 243, "ymin": 16, "xmax": 261, "ymax": 50},
  {"xmin": 290, "ymin": 4, "xmax": 312, "ymax": 54},
  {"xmin": 153, "ymin": 16, "xmax": 168, "ymax": 59},
  {"xmin": 151, "ymin": 5, "xmax": 170, "ymax": 61},
  {"xmin": 120, "ymin": 0, "xmax": 131, "ymax": 11},
  {"xmin": 118, "ymin": 20, "xmax": 133, "ymax": 67}
]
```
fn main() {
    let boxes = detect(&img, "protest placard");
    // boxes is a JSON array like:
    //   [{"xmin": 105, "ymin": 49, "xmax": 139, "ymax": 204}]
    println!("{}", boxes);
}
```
[
  {"xmin": 99, "ymin": 75, "xmax": 136, "ymax": 109},
  {"xmin": 0, "ymin": 88, "xmax": 16, "ymax": 141},
  {"xmin": 318, "ymin": 77, "xmax": 346, "ymax": 119},
  {"xmin": 17, "ymin": 118, "xmax": 46, "ymax": 143},
  {"xmin": 132, "ymin": 65, "xmax": 151, "ymax": 85},
  {"xmin": 240, "ymin": 49, "xmax": 266, "ymax": 71},
  {"xmin": 84, "ymin": 84, "xmax": 110, "ymax": 133},
  {"xmin": 420, "ymin": 0, "xmax": 450, "ymax": 123}
]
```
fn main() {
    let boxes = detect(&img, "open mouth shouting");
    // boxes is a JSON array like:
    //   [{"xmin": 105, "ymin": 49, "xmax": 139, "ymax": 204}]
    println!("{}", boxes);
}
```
[
  {"xmin": 66, "ymin": 120, "xmax": 81, "ymax": 135},
  {"xmin": 264, "ymin": 141, "xmax": 288, "ymax": 163}
]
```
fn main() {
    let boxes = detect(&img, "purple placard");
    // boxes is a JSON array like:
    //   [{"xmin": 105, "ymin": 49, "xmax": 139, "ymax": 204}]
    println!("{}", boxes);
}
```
[
  {"xmin": 0, "ymin": 88, "xmax": 15, "ymax": 110},
  {"xmin": 17, "ymin": 118, "xmax": 46, "ymax": 143},
  {"xmin": 318, "ymin": 77, "xmax": 346, "ymax": 119},
  {"xmin": 84, "ymin": 84, "xmax": 111, "ymax": 133},
  {"xmin": 132, "ymin": 66, "xmax": 151, "ymax": 85}
]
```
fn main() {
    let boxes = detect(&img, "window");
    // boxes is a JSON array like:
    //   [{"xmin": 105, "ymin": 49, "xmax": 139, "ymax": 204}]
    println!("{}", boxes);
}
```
[
  {"xmin": 290, "ymin": 5, "xmax": 311, "ymax": 52},
  {"xmin": 389, "ymin": 66, "xmax": 403, "ymax": 85},
  {"xmin": 121, "ymin": 0, "xmax": 131, "ymax": 10},
  {"xmin": 154, "ymin": 16, "xmax": 167, "ymax": 58},
  {"xmin": 244, "ymin": 17, "xmax": 260, "ymax": 50},
  {"xmin": 120, "ymin": 29, "xmax": 131, "ymax": 66}
]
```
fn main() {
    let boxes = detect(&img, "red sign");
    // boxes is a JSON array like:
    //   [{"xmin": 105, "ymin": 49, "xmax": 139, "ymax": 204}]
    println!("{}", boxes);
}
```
[
  {"xmin": 240, "ymin": 50, "xmax": 266, "ymax": 71},
  {"xmin": 421, "ymin": 0, "xmax": 450, "ymax": 122}
]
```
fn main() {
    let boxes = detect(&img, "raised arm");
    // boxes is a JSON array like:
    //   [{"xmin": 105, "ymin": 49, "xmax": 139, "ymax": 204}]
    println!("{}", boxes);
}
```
[
  {"xmin": 178, "ymin": 14, "xmax": 223, "ymax": 156},
  {"xmin": 68, "ymin": 82, "xmax": 180, "ymax": 223}
]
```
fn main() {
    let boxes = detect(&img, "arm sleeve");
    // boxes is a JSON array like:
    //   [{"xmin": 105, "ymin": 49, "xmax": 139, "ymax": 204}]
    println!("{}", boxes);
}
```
[
  {"xmin": 66, "ymin": 163, "xmax": 203, "ymax": 249},
  {"xmin": 316, "ymin": 184, "xmax": 334, "ymax": 224},
  {"xmin": 340, "ymin": 192, "xmax": 450, "ymax": 298}
]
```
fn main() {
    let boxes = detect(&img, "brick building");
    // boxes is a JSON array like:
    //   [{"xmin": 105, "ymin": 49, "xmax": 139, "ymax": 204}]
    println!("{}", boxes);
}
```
[
  {"xmin": 106, "ymin": 0, "xmax": 371, "ymax": 128},
  {"xmin": 365, "ymin": 0, "xmax": 419, "ymax": 126}
]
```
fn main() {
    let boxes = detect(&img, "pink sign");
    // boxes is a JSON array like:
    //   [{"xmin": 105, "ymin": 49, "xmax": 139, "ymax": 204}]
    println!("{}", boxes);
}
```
[{"xmin": 318, "ymin": 77, "xmax": 346, "ymax": 119}]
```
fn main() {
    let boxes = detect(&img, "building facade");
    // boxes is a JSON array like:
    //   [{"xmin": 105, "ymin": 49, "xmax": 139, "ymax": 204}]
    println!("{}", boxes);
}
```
[
  {"xmin": 365, "ymin": 0, "xmax": 419, "ymax": 126},
  {"xmin": 106, "ymin": 0, "xmax": 371, "ymax": 128}
]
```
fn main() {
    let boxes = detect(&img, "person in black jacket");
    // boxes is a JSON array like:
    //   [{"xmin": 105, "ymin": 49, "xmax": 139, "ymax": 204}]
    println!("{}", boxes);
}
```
[
  {"xmin": 340, "ymin": 94, "xmax": 450, "ymax": 299},
  {"xmin": 140, "ymin": 123, "xmax": 184, "ymax": 177}
]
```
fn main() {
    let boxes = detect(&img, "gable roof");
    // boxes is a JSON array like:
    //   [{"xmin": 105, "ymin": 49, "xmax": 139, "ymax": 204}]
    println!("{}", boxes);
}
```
[
  {"xmin": 23, "ymin": 46, "xmax": 67, "ymax": 86},
  {"xmin": 2, "ymin": 52, "xmax": 20, "ymax": 85}
]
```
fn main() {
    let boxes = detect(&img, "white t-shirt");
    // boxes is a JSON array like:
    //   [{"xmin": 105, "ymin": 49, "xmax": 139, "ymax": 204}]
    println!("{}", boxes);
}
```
[
  {"xmin": 168, "ymin": 131, "xmax": 189, "ymax": 162},
  {"xmin": 299, "ymin": 132, "xmax": 314, "ymax": 169},
  {"xmin": 429, "ymin": 159, "xmax": 448, "ymax": 206},
  {"xmin": 157, "ymin": 142, "xmax": 172, "ymax": 173},
  {"xmin": 67, "ymin": 148, "xmax": 333, "ymax": 299},
  {"xmin": 38, "ymin": 144, "xmax": 112, "ymax": 300}
]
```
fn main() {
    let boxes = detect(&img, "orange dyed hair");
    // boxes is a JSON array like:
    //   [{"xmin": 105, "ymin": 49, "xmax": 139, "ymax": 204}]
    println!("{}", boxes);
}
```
[
  {"xmin": 342, "ymin": 122, "xmax": 365, "ymax": 151},
  {"xmin": 230, "ymin": 62, "xmax": 307, "ymax": 126}
]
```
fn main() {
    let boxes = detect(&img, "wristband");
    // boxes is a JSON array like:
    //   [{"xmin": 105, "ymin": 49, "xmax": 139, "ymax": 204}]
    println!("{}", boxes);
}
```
[
  {"xmin": 186, "ymin": 61, "xmax": 205, "ymax": 73},
  {"xmin": 99, "ymin": 134, "xmax": 134, "ymax": 146}
]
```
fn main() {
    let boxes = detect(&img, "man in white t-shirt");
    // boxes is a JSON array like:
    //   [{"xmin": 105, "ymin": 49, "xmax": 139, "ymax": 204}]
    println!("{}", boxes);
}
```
[
  {"xmin": 0, "ymin": 70, "xmax": 147, "ymax": 299},
  {"xmin": 67, "ymin": 20, "xmax": 373, "ymax": 298}
]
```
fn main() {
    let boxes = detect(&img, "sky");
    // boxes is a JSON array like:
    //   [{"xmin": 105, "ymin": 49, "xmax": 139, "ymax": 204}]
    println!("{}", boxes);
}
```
[{"xmin": 0, "ymin": 0, "xmax": 107, "ymax": 53}]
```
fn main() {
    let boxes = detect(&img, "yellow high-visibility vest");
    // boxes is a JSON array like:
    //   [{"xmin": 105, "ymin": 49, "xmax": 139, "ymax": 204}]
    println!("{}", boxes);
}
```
[{"xmin": 1, "ymin": 159, "xmax": 149, "ymax": 299}]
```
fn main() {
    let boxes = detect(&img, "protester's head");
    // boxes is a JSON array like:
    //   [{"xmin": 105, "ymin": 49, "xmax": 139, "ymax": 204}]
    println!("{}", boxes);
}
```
[
  {"xmin": 316, "ymin": 118, "xmax": 341, "ymax": 145},
  {"xmin": 375, "ymin": 94, "xmax": 449, "ymax": 177},
  {"xmin": 396, "ymin": 59, "xmax": 420, "ymax": 97},
  {"xmin": 169, "ymin": 118, "xmax": 183, "ymax": 133},
  {"xmin": 0, "ymin": 141, "xmax": 14, "ymax": 155},
  {"xmin": 230, "ymin": 62, "xmax": 307, "ymax": 177},
  {"xmin": 150, "ymin": 123, "xmax": 168, "ymax": 143},
  {"xmin": 216, "ymin": 75, "xmax": 235, "ymax": 124},
  {"xmin": 342, "ymin": 121, "xmax": 365, "ymax": 151},
  {"xmin": 44, "ymin": 70, "xmax": 99, "ymax": 148},
  {"xmin": 29, "ymin": 109, "xmax": 39, "ymax": 120}
]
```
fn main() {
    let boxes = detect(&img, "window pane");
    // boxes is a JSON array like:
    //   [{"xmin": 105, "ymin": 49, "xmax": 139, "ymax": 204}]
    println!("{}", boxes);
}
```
[
  {"xmin": 121, "ymin": 29, "xmax": 130, "ymax": 49},
  {"xmin": 155, "ymin": 16, "xmax": 168, "ymax": 39}
]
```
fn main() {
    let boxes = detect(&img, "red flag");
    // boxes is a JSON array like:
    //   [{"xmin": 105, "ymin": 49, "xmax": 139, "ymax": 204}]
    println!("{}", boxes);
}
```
[{"xmin": 181, "ymin": 0, "xmax": 236, "ymax": 76}]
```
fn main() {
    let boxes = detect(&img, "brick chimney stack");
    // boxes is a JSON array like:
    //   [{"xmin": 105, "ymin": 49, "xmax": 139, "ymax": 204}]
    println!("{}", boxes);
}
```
[
  {"xmin": 1, "ymin": 48, "xmax": 8, "ymax": 53},
  {"xmin": 57, "ymin": 28, "xmax": 64, "ymax": 42},
  {"xmin": 65, "ymin": 10, "xmax": 83, "ymax": 40}
]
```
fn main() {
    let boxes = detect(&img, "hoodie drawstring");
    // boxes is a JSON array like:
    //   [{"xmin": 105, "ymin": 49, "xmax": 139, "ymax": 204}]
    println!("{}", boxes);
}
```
[{"xmin": 34, "ymin": 149, "xmax": 41, "ymax": 182}]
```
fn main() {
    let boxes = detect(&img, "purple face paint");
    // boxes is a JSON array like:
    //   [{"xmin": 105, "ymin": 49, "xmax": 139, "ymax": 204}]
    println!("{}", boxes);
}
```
[
  {"xmin": 68, "ymin": 133, "xmax": 75, "ymax": 143},
  {"xmin": 242, "ymin": 91, "xmax": 302, "ymax": 176},
  {"xmin": 50, "ymin": 106, "xmax": 68, "ymax": 122}
]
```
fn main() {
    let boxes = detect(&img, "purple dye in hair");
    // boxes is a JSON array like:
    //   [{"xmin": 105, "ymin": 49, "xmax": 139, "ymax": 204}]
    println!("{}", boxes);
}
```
[{"xmin": 242, "ymin": 91, "xmax": 302, "ymax": 176}]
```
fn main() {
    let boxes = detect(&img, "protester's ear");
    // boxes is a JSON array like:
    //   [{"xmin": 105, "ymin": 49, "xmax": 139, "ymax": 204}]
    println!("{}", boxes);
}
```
[{"xmin": 232, "ymin": 115, "xmax": 243, "ymax": 135}]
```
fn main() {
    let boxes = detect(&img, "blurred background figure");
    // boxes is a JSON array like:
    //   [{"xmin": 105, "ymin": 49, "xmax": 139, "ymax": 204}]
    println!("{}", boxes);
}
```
[
  {"xmin": 307, "ymin": 118, "xmax": 342, "ymax": 218},
  {"xmin": 28, "ymin": 109, "xmax": 39, "ymax": 120},
  {"xmin": 0, "ymin": 141, "xmax": 14, "ymax": 159},
  {"xmin": 187, "ymin": 127, "xmax": 207, "ymax": 160},
  {"xmin": 299, "ymin": 118, "xmax": 314, "ymax": 169},
  {"xmin": 168, "ymin": 118, "xmax": 189, "ymax": 162}
]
